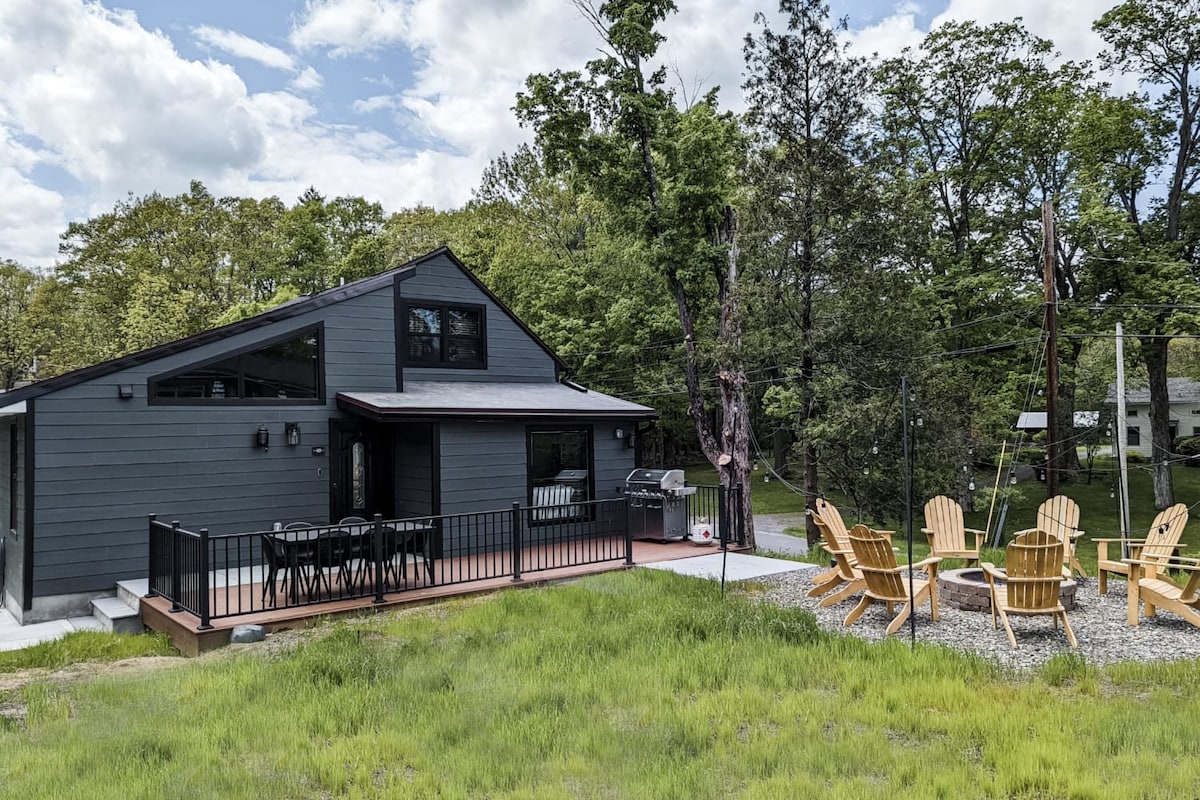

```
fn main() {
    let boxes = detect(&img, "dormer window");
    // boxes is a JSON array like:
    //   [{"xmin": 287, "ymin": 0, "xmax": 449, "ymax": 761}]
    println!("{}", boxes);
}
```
[{"xmin": 401, "ymin": 301, "xmax": 486, "ymax": 369}]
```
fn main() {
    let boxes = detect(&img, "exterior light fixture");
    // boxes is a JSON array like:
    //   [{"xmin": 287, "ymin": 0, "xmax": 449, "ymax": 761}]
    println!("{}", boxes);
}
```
[
  {"xmin": 614, "ymin": 427, "xmax": 625, "ymax": 440},
  {"xmin": 117, "ymin": 384, "xmax": 134, "ymax": 399},
  {"xmin": 285, "ymin": 422, "xmax": 301, "ymax": 447},
  {"xmin": 256, "ymin": 425, "xmax": 270, "ymax": 451}
]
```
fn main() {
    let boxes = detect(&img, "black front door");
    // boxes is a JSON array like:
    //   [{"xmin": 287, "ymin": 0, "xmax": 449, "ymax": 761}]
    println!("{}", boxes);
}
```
[{"xmin": 330, "ymin": 419, "xmax": 393, "ymax": 522}]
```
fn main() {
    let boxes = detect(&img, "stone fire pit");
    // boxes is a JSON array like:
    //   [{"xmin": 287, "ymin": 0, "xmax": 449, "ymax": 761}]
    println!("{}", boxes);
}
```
[{"xmin": 937, "ymin": 567, "xmax": 1077, "ymax": 612}]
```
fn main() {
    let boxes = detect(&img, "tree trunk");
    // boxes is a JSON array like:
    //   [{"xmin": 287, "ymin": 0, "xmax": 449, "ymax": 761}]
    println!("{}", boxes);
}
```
[
  {"xmin": 715, "ymin": 207, "xmax": 753, "ymax": 548},
  {"xmin": 1055, "ymin": 339, "xmax": 1084, "ymax": 477},
  {"xmin": 1142, "ymin": 336, "xmax": 1175, "ymax": 509}
]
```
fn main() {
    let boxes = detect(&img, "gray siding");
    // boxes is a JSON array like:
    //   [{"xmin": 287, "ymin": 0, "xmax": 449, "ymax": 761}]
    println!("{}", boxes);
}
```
[
  {"xmin": 438, "ymin": 420, "xmax": 634, "ymax": 511},
  {"xmin": 399, "ymin": 254, "xmax": 558, "ymax": 383},
  {"xmin": 1, "ymin": 418, "xmax": 24, "ymax": 611},
  {"xmin": 31, "ymin": 286, "xmax": 396, "ymax": 596},
  {"xmin": 394, "ymin": 423, "xmax": 434, "ymax": 518}
]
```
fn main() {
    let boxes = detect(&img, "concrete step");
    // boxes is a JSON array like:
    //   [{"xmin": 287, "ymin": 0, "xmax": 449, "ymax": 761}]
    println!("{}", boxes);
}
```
[
  {"xmin": 90, "ymin": 595, "xmax": 142, "ymax": 635},
  {"xmin": 116, "ymin": 578, "xmax": 148, "ymax": 611}
]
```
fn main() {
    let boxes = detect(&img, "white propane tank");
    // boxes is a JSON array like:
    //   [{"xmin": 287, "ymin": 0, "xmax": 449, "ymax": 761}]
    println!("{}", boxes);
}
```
[{"xmin": 688, "ymin": 522, "xmax": 716, "ymax": 545}]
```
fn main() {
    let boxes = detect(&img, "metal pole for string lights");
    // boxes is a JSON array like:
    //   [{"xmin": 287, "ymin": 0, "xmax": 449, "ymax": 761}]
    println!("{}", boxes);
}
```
[
  {"xmin": 902, "ymin": 376, "xmax": 916, "ymax": 647},
  {"xmin": 1043, "ymin": 199, "xmax": 1060, "ymax": 499}
]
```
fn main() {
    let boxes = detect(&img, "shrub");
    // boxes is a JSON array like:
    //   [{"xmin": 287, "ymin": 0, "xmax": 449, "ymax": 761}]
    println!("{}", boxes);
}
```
[{"xmin": 1173, "ymin": 436, "xmax": 1200, "ymax": 467}]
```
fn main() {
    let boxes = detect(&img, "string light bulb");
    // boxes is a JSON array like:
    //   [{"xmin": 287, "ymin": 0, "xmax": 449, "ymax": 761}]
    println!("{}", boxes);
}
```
[
  {"xmin": 871, "ymin": 440, "xmax": 879, "ymax": 455},
  {"xmin": 1110, "ymin": 485, "xmax": 1116, "ymax": 499},
  {"xmin": 968, "ymin": 477, "xmax": 976, "ymax": 491}
]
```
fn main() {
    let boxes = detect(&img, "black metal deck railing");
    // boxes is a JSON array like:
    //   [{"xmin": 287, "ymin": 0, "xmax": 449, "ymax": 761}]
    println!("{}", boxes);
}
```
[{"xmin": 147, "ymin": 486, "xmax": 747, "ymax": 626}]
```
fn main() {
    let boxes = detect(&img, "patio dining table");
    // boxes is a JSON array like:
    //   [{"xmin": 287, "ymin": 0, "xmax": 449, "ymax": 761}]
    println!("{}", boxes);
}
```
[{"xmin": 267, "ymin": 520, "xmax": 435, "ymax": 605}]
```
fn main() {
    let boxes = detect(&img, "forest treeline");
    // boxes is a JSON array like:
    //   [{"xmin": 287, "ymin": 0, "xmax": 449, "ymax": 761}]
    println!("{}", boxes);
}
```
[{"xmin": 3, "ymin": 0, "xmax": 1200, "ymax": 522}]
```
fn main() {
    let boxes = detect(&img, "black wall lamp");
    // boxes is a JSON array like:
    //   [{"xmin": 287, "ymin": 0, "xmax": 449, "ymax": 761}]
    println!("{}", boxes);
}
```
[
  {"xmin": 256, "ymin": 425, "xmax": 270, "ymax": 451},
  {"xmin": 117, "ymin": 384, "xmax": 134, "ymax": 399},
  {"xmin": 285, "ymin": 422, "xmax": 301, "ymax": 447}
]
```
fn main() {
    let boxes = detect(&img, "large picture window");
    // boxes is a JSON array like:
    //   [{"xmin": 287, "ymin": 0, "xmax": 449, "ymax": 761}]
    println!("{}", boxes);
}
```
[
  {"xmin": 401, "ymin": 301, "xmax": 486, "ymax": 368},
  {"xmin": 527, "ymin": 427, "xmax": 592, "ymax": 522},
  {"xmin": 150, "ymin": 326, "xmax": 323, "ymax": 404}
]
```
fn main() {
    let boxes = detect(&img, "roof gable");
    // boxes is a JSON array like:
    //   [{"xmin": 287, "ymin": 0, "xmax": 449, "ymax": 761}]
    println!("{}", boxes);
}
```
[
  {"xmin": 0, "ymin": 247, "xmax": 566, "ymax": 405},
  {"xmin": 1105, "ymin": 377, "xmax": 1200, "ymax": 405}
]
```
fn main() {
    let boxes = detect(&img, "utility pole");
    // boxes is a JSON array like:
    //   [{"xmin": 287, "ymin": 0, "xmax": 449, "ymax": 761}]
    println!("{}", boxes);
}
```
[
  {"xmin": 1042, "ymin": 199, "xmax": 1059, "ymax": 498},
  {"xmin": 1116, "ymin": 323, "xmax": 1132, "ymax": 552}
]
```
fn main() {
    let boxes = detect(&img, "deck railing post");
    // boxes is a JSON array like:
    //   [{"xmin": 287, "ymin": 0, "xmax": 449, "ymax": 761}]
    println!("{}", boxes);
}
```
[
  {"xmin": 623, "ymin": 493, "xmax": 634, "ymax": 566},
  {"xmin": 511, "ymin": 502, "xmax": 523, "ymax": 582},
  {"xmin": 373, "ymin": 513, "xmax": 386, "ymax": 604},
  {"xmin": 197, "ymin": 528, "xmax": 212, "ymax": 630},
  {"xmin": 169, "ymin": 520, "xmax": 182, "ymax": 612},
  {"xmin": 146, "ymin": 514, "xmax": 158, "ymax": 597}
]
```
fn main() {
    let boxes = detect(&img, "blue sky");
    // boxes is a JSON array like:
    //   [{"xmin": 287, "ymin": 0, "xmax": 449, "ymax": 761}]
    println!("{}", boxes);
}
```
[{"xmin": 0, "ymin": 0, "xmax": 1118, "ymax": 267}]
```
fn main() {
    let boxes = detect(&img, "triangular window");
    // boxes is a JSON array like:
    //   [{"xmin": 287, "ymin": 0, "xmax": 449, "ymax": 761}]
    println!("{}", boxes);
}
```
[{"xmin": 150, "ymin": 325, "xmax": 323, "ymax": 403}]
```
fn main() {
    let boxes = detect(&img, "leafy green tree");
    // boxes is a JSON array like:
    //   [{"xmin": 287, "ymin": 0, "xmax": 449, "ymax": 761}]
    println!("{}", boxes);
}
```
[
  {"xmin": 516, "ymin": 0, "xmax": 755, "ymax": 542},
  {"xmin": 741, "ymin": 0, "xmax": 900, "ymax": 538},
  {"xmin": 0, "ymin": 260, "xmax": 41, "ymax": 389},
  {"xmin": 1090, "ymin": 0, "xmax": 1200, "ymax": 507}
]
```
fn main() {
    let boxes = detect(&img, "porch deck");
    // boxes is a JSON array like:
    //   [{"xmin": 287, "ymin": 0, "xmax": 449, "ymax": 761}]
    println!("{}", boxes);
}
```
[{"xmin": 142, "ymin": 538, "xmax": 736, "ymax": 655}]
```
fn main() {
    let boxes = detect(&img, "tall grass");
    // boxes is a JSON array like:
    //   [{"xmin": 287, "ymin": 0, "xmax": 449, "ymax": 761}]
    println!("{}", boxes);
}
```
[{"xmin": 2, "ymin": 570, "xmax": 1200, "ymax": 797}]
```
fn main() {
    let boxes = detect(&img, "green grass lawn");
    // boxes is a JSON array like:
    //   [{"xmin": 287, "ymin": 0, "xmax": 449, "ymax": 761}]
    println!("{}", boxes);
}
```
[
  {"xmin": 686, "ymin": 459, "xmax": 1200, "ymax": 576},
  {"xmin": 3, "ymin": 570, "xmax": 1200, "ymax": 798}
]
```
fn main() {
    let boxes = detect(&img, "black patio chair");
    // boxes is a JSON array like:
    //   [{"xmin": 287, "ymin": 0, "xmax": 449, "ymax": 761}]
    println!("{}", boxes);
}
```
[{"xmin": 380, "ymin": 524, "xmax": 435, "ymax": 589}]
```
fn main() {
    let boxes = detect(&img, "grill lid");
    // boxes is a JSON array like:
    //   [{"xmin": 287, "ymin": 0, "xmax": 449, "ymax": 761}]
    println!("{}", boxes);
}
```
[{"xmin": 625, "ymin": 468, "xmax": 686, "ymax": 490}]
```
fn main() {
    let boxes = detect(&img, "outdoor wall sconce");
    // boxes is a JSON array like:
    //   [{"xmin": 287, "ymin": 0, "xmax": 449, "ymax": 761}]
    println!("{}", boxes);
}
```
[
  {"xmin": 256, "ymin": 425, "xmax": 270, "ymax": 451},
  {"xmin": 285, "ymin": 422, "xmax": 301, "ymax": 447},
  {"xmin": 117, "ymin": 384, "xmax": 134, "ymax": 399},
  {"xmin": 614, "ymin": 427, "xmax": 625, "ymax": 440}
]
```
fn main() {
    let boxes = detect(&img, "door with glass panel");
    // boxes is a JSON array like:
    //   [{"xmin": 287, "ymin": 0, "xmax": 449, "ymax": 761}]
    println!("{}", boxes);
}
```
[{"xmin": 329, "ymin": 419, "xmax": 393, "ymax": 522}]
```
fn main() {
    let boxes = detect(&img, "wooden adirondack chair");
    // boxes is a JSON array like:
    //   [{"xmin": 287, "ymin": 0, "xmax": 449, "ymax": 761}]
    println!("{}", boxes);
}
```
[
  {"xmin": 844, "ymin": 525, "xmax": 941, "ymax": 635},
  {"xmin": 1095, "ymin": 503, "xmax": 1189, "ymax": 595},
  {"xmin": 808, "ymin": 511, "xmax": 867, "ymax": 608},
  {"xmin": 1126, "ymin": 555, "xmax": 1200, "ymax": 629},
  {"xmin": 922, "ymin": 495, "xmax": 986, "ymax": 566},
  {"xmin": 981, "ymin": 530, "xmax": 1076, "ymax": 649},
  {"xmin": 805, "ymin": 499, "xmax": 892, "ymax": 602},
  {"xmin": 1036, "ymin": 496, "xmax": 1087, "ymax": 578}
]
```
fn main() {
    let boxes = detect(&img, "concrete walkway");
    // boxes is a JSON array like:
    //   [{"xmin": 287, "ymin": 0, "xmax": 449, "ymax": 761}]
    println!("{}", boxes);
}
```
[
  {"xmin": 642, "ymin": 551, "xmax": 818, "ymax": 582},
  {"xmin": 0, "ymin": 608, "xmax": 104, "ymax": 653}
]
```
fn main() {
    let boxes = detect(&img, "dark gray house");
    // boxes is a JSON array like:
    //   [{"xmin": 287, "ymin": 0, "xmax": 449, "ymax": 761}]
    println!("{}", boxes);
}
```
[{"xmin": 0, "ymin": 248, "xmax": 655, "ymax": 624}]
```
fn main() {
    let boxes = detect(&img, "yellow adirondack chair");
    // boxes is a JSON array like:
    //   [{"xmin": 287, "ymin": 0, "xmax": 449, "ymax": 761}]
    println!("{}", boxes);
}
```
[
  {"xmin": 922, "ymin": 495, "xmax": 986, "ymax": 566},
  {"xmin": 1095, "ymin": 503, "xmax": 1189, "ymax": 595},
  {"xmin": 981, "ymin": 530, "xmax": 1076, "ymax": 649},
  {"xmin": 844, "ymin": 525, "xmax": 941, "ymax": 635},
  {"xmin": 1125, "ymin": 555, "xmax": 1200, "ymax": 628},
  {"xmin": 805, "ymin": 499, "xmax": 892, "ymax": 603},
  {"xmin": 1036, "ymin": 496, "xmax": 1087, "ymax": 578}
]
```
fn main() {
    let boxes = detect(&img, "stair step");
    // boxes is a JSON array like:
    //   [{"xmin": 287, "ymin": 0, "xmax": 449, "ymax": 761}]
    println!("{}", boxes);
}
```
[
  {"xmin": 91, "ymin": 596, "xmax": 142, "ymax": 635},
  {"xmin": 116, "ymin": 579, "xmax": 148, "ymax": 610}
]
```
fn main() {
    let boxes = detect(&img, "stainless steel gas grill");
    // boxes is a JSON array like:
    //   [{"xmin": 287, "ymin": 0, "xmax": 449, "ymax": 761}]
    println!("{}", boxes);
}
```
[{"xmin": 625, "ymin": 469, "xmax": 697, "ymax": 542}]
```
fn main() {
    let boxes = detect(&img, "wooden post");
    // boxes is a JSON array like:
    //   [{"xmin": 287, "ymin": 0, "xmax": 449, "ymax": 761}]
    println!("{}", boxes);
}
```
[{"xmin": 1043, "ymin": 199, "xmax": 1060, "ymax": 498}]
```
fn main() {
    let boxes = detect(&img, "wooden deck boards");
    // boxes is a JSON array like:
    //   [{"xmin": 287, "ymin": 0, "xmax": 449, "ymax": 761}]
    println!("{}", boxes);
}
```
[{"xmin": 143, "ymin": 538, "xmax": 728, "ymax": 655}]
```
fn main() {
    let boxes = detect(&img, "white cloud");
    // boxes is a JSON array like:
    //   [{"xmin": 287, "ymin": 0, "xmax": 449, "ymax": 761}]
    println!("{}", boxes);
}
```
[
  {"xmin": 193, "ymin": 25, "xmax": 297, "ymax": 71},
  {"xmin": 290, "ymin": 66, "xmax": 324, "ymax": 92},
  {"xmin": 843, "ymin": 5, "xmax": 926, "ymax": 60},
  {"xmin": 290, "ymin": 0, "xmax": 409, "ymax": 56},
  {"xmin": 0, "ymin": 0, "xmax": 265, "ymax": 194},
  {"xmin": 353, "ymin": 94, "xmax": 400, "ymax": 114},
  {"xmin": 0, "ymin": 128, "xmax": 67, "ymax": 268}
]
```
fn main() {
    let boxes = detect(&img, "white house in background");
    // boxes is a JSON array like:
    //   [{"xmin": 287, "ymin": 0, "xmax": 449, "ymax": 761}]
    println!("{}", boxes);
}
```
[{"xmin": 1104, "ymin": 377, "xmax": 1200, "ymax": 458}]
